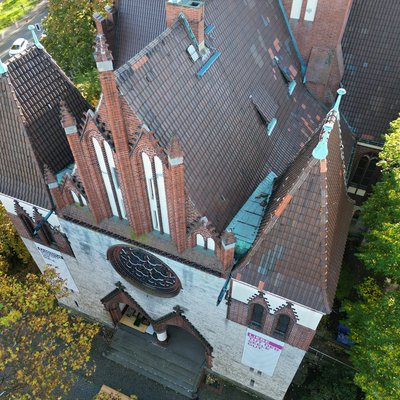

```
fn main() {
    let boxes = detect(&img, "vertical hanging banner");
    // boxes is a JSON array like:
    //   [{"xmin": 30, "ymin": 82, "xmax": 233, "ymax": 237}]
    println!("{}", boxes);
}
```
[
  {"xmin": 241, "ymin": 328, "xmax": 284, "ymax": 376},
  {"xmin": 34, "ymin": 243, "xmax": 79, "ymax": 292}
]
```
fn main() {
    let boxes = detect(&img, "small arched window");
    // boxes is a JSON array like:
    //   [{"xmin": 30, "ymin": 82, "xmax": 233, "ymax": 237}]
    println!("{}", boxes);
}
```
[
  {"xmin": 351, "ymin": 155, "xmax": 378, "ymax": 188},
  {"xmin": 250, "ymin": 304, "xmax": 264, "ymax": 327},
  {"xmin": 274, "ymin": 314, "xmax": 291, "ymax": 340},
  {"xmin": 196, "ymin": 234, "xmax": 205, "ymax": 247}
]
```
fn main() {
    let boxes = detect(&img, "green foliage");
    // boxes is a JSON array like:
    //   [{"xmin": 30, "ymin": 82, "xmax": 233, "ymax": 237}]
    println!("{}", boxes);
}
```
[
  {"xmin": 344, "ymin": 279, "xmax": 400, "ymax": 400},
  {"xmin": 74, "ymin": 68, "xmax": 102, "ymax": 106},
  {"xmin": 297, "ymin": 362, "xmax": 357, "ymax": 400},
  {"xmin": 0, "ymin": 269, "xmax": 99, "ymax": 399},
  {"xmin": 0, "ymin": 0, "xmax": 40, "ymax": 30},
  {"xmin": 42, "ymin": 0, "xmax": 107, "ymax": 103},
  {"xmin": 358, "ymin": 116, "xmax": 400, "ymax": 281},
  {"xmin": 0, "ymin": 204, "xmax": 34, "ymax": 274}
]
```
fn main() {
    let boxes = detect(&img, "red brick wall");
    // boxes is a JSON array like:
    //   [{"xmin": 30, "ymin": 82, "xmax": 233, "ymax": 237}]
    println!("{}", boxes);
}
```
[
  {"xmin": 165, "ymin": 1, "xmax": 205, "ymax": 45},
  {"xmin": 282, "ymin": 0, "xmax": 352, "ymax": 102},
  {"xmin": 228, "ymin": 298, "xmax": 316, "ymax": 351}
]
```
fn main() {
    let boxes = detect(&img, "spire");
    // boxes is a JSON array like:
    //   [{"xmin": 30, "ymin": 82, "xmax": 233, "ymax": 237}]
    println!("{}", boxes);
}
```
[
  {"xmin": 60, "ymin": 101, "xmax": 77, "ymax": 135},
  {"xmin": 0, "ymin": 57, "xmax": 7, "ymax": 75},
  {"xmin": 312, "ymin": 123, "xmax": 333, "ymax": 160},
  {"xmin": 332, "ymin": 88, "xmax": 347, "ymax": 113},
  {"xmin": 28, "ymin": 25, "xmax": 44, "ymax": 50},
  {"xmin": 167, "ymin": 135, "xmax": 184, "ymax": 166},
  {"xmin": 93, "ymin": 13, "xmax": 113, "ymax": 72}
]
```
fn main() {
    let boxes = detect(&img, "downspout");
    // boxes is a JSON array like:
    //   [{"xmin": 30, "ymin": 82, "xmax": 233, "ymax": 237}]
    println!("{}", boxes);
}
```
[{"xmin": 277, "ymin": 0, "xmax": 307, "ymax": 81}]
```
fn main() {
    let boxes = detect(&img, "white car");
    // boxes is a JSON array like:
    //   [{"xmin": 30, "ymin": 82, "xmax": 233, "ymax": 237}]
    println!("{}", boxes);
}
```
[{"xmin": 9, "ymin": 38, "xmax": 29, "ymax": 57}]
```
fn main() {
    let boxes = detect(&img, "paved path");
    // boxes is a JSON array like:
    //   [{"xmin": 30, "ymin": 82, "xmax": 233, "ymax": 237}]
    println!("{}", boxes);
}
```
[
  {"xmin": 66, "ymin": 332, "xmax": 262, "ymax": 400},
  {"xmin": 0, "ymin": 0, "xmax": 48, "ymax": 60}
]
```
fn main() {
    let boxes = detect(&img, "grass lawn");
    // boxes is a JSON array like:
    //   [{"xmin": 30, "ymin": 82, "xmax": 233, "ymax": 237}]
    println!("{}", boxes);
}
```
[{"xmin": 0, "ymin": 0, "xmax": 41, "ymax": 30}]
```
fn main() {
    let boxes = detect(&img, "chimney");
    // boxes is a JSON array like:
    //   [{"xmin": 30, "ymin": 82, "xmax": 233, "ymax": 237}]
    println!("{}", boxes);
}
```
[
  {"xmin": 165, "ymin": 0, "xmax": 205, "ymax": 48},
  {"xmin": 282, "ymin": 0, "xmax": 352, "ymax": 103}
]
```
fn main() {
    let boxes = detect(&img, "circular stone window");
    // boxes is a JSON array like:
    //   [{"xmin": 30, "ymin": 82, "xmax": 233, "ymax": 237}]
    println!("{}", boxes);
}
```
[{"xmin": 107, "ymin": 245, "xmax": 181, "ymax": 297}]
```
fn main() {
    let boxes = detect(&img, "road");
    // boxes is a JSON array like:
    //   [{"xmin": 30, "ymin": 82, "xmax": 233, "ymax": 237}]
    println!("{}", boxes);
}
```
[{"xmin": 0, "ymin": 1, "xmax": 48, "ymax": 60}]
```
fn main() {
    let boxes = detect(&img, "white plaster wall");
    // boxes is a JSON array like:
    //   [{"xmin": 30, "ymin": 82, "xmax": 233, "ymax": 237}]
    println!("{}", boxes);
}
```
[
  {"xmin": 0, "ymin": 193, "xmax": 63, "ymax": 231},
  {"xmin": 231, "ymin": 279, "xmax": 323, "ymax": 330},
  {"xmin": 21, "ymin": 220, "xmax": 306, "ymax": 400}
]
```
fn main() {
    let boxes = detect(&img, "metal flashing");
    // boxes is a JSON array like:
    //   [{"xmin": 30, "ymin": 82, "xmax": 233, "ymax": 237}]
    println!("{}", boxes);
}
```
[
  {"xmin": 267, "ymin": 118, "xmax": 277, "ymax": 136},
  {"xmin": 197, "ymin": 51, "xmax": 221, "ymax": 78}
]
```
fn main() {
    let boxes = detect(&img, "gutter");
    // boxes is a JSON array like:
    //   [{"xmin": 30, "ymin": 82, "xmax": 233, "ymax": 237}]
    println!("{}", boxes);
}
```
[{"xmin": 277, "ymin": 0, "xmax": 307, "ymax": 81}]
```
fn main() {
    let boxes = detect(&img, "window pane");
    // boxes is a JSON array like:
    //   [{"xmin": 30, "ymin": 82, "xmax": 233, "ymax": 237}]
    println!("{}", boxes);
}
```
[
  {"xmin": 274, "ymin": 314, "xmax": 290, "ymax": 338},
  {"xmin": 251, "ymin": 304, "xmax": 264, "ymax": 326}
]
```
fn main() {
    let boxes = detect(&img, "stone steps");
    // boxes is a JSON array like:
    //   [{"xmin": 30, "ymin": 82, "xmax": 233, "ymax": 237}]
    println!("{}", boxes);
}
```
[{"xmin": 104, "ymin": 326, "xmax": 204, "ymax": 399}]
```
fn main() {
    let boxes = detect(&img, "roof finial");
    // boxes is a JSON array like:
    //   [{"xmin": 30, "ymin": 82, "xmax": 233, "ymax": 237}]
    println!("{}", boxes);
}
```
[
  {"xmin": 0, "ymin": 57, "xmax": 7, "ymax": 75},
  {"xmin": 28, "ymin": 25, "xmax": 44, "ymax": 50},
  {"xmin": 332, "ymin": 88, "xmax": 346, "ymax": 113},
  {"xmin": 312, "ymin": 124, "xmax": 333, "ymax": 160}
]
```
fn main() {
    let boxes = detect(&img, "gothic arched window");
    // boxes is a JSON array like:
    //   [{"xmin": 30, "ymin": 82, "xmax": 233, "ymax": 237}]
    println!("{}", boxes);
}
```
[
  {"xmin": 351, "ymin": 155, "xmax": 378, "ymax": 188},
  {"xmin": 273, "ymin": 314, "xmax": 291, "ymax": 340},
  {"xmin": 250, "ymin": 303, "xmax": 265, "ymax": 328}
]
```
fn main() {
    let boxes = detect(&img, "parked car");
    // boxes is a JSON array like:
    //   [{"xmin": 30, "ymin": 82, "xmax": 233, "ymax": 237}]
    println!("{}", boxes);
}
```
[{"xmin": 9, "ymin": 38, "xmax": 28, "ymax": 57}]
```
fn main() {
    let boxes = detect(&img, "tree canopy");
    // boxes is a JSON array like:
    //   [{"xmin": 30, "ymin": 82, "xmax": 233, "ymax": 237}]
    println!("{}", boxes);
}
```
[
  {"xmin": 0, "ymin": 205, "xmax": 34, "ymax": 274},
  {"xmin": 344, "ymin": 278, "xmax": 400, "ymax": 400},
  {"xmin": 346, "ymin": 115, "xmax": 400, "ymax": 399},
  {"xmin": 0, "ymin": 269, "xmax": 99, "ymax": 399},
  {"xmin": 42, "ymin": 0, "xmax": 107, "ymax": 104},
  {"xmin": 357, "ymin": 116, "xmax": 400, "ymax": 282}
]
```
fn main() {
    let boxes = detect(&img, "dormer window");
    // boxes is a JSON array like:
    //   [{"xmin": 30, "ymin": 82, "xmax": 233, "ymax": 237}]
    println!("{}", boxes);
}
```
[
  {"xmin": 273, "ymin": 314, "xmax": 291, "ymax": 340},
  {"xmin": 250, "ymin": 304, "xmax": 264, "ymax": 327}
]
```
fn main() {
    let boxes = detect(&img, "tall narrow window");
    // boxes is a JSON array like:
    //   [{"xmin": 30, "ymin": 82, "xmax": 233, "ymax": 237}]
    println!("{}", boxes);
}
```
[
  {"xmin": 104, "ymin": 141, "xmax": 126, "ymax": 219},
  {"xmin": 290, "ymin": 0, "xmax": 302, "ymax": 19},
  {"xmin": 274, "ymin": 314, "xmax": 291, "ymax": 339},
  {"xmin": 207, "ymin": 238, "xmax": 215, "ymax": 251},
  {"xmin": 142, "ymin": 153, "xmax": 160, "ymax": 232},
  {"xmin": 93, "ymin": 138, "xmax": 119, "ymax": 217},
  {"xmin": 351, "ymin": 155, "xmax": 378, "ymax": 188},
  {"xmin": 304, "ymin": 0, "xmax": 318, "ymax": 22},
  {"xmin": 154, "ymin": 156, "xmax": 170, "ymax": 235},
  {"xmin": 250, "ymin": 304, "xmax": 264, "ymax": 327}
]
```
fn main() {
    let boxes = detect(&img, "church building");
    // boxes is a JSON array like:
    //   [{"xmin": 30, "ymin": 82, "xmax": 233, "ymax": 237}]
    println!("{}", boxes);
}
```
[{"xmin": 0, "ymin": 1, "xmax": 398, "ymax": 399}]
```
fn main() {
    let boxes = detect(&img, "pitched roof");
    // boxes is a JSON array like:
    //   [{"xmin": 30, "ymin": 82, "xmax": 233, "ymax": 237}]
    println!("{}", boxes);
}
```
[
  {"xmin": 6, "ymin": 46, "xmax": 91, "ymax": 175},
  {"xmin": 116, "ymin": 0, "xmax": 326, "ymax": 232},
  {"xmin": 341, "ymin": 0, "xmax": 400, "ymax": 143},
  {"xmin": 233, "ymin": 112, "xmax": 354, "ymax": 313},
  {"xmin": 0, "ymin": 74, "xmax": 52, "ymax": 209},
  {"xmin": 114, "ymin": 0, "xmax": 166, "ymax": 68}
]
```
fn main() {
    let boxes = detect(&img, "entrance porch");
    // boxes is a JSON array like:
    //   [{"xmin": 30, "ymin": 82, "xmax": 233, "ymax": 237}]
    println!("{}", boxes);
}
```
[{"xmin": 104, "ymin": 323, "xmax": 205, "ymax": 398}]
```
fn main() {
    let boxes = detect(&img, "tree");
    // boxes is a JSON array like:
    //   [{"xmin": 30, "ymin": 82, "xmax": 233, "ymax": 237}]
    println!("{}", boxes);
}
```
[
  {"xmin": 344, "ymin": 279, "xmax": 400, "ymax": 400},
  {"xmin": 357, "ymin": 116, "xmax": 400, "ymax": 281},
  {"xmin": 0, "ymin": 205, "xmax": 34, "ymax": 274},
  {"xmin": 0, "ymin": 269, "xmax": 99, "ymax": 399},
  {"xmin": 42, "ymin": 0, "xmax": 108, "ymax": 104}
]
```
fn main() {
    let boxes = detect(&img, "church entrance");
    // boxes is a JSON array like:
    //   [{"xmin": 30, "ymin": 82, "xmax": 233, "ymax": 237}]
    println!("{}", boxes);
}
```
[{"xmin": 100, "ymin": 288, "xmax": 212, "ymax": 398}]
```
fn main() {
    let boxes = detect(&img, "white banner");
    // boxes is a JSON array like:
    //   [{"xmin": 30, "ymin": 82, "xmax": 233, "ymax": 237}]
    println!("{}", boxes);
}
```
[
  {"xmin": 241, "ymin": 328, "xmax": 284, "ymax": 376},
  {"xmin": 34, "ymin": 243, "xmax": 79, "ymax": 292}
]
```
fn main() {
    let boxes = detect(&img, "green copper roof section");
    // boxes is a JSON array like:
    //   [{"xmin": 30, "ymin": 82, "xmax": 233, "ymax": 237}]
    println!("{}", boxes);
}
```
[
  {"xmin": 56, "ymin": 163, "xmax": 75, "ymax": 184},
  {"xmin": 333, "ymin": 88, "xmax": 347, "ymax": 114},
  {"xmin": 0, "ymin": 58, "xmax": 7, "ymax": 75},
  {"xmin": 28, "ymin": 25, "xmax": 44, "ymax": 50},
  {"xmin": 227, "ymin": 171, "xmax": 277, "ymax": 256},
  {"xmin": 312, "ymin": 124, "xmax": 332, "ymax": 160}
]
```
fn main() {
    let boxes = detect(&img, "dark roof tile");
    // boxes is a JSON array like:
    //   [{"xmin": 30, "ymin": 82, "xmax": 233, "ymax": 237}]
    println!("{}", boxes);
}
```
[{"xmin": 341, "ymin": 0, "xmax": 400, "ymax": 142}]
